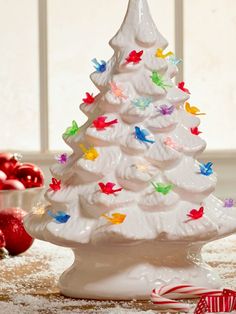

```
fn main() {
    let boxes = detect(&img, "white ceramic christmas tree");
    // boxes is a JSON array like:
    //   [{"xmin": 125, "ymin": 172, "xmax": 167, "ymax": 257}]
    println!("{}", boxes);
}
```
[{"xmin": 25, "ymin": 0, "xmax": 236, "ymax": 300}]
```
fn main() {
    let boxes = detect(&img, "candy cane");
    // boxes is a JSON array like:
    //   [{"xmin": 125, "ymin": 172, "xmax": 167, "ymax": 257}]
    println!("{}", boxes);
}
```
[{"xmin": 151, "ymin": 284, "xmax": 222, "ymax": 312}]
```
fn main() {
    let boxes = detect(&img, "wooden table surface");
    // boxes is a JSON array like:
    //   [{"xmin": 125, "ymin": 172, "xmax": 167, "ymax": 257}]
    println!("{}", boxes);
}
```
[{"xmin": 1, "ymin": 236, "xmax": 236, "ymax": 313}]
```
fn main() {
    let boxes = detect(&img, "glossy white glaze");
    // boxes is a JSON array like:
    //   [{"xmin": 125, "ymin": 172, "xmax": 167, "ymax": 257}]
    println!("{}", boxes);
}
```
[
  {"xmin": 58, "ymin": 243, "xmax": 222, "ymax": 300},
  {"xmin": 24, "ymin": 0, "xmax": 236, "ymax": 300}
]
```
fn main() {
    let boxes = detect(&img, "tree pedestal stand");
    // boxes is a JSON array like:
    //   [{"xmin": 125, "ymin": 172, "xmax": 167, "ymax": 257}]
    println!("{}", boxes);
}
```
[{"xmin": 59, "ymin": 242, "xmax": 221, "ymax": 300}]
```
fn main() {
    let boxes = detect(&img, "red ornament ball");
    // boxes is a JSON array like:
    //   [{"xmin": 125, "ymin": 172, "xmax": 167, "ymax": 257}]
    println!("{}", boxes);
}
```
[
  {"xmin": 0, "ymin": 229, "xmax": 6, "ymax": 248},
  {"xmin": 0, "ymin": 153, "xmax": 20, "ymax": 177},
  {"xmin": 13, "ymin": 163, "xmax": 44, "ymax": 189},
  {"xmin": 0, "ymin": 170, "xmax": 7, "ymax": 189},
  {"xmin": 0, "ymin": 208, "xmax": 34, "ymax": 256},
  {"xmin": 2, "ymin": 179, "xmax": 25, "ymax": 190},
  {"xmin": 0, "ymin": 153, "xmax": 12, "ymax": 166},
  {"xmin": 0, "ymin": 170, "xmax": 7, "ymax": 182}
]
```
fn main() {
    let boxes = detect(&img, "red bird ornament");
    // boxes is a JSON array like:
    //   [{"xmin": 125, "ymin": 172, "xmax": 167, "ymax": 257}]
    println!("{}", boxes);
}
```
[
  {"xmin": 49, "ymin": 178, "xmax": 61, "ymax": 191},
  {"xmin": 191, "ymin": 127, "xmax": 202, "ymax": 136},
  {"xmin": 178, "ymin": 82, "xmax": 191, "ymax": 94},
  {"xmin": 83, "ymin": 92, "xmax": 95, "ymax": 105},
  {"xmin": 187, "ymin": 206, "xmax": 204, "ymax": 220},
  {"xmin": 93, "ymin": 116, "xmax": 118, "ymax": 130},
  {"xmin": 99, "ymin": 182, "xmax": 123, "ymax": 195},
  {"xmin": 126, "ymin": 50, "xmax": 143, "ymax": 64}
]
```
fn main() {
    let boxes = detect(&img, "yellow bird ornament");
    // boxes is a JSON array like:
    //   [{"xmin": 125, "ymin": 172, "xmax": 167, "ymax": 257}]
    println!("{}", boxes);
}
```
[
  {"xmin": 185, "ymin": 102, "xmax": 206, "ymax": 116},
  {"xmin": 156, "ymin": 48, "xmax": 174, "ymax": 59},
  {"xmin": 102, "ymin": 213, "xmax": 127, "ymax": 225}
]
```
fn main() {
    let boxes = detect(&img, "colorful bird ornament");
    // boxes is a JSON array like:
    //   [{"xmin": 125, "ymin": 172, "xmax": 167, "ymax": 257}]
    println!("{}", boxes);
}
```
[
  {"xmin": 133, "ymin": 163, "xmax": 150, "ymax": 172},
  {"xmin": 158, "ymin": 104, "xmax": 175, "ymax": 115},
  {"xmin": 224, "ymin": 199, "xmax": 234, "ymax": 208},
  {"xmin": 102, "ymin": 213, "xmax": 127, "ymax": 225},
  {"xmin": 187, "ymin": 206, "xmax": 204, "ymax": 220},
  {"xmin": 49, "ymin": 178, "xmax": 61, "ymax": 191},
  {"xmin": 99, "ymin": 182, "xmax": 123, "ymax": 195},
  {"xmin": 163, "ymin": 137, "xmax": 181, "ymax": 150},
  {"xmin": 132, "ymin": 97, "xmax": 152, "ymax": 110},
  {"xmin": 63, "ymin": 120, "xmax": 80, "ymax": 137},
  {"xmin": 83, "ymin": 92, "xmax": 95, "ymax": 105},
  {"xmin": 93, "ymin": 116, "xmax": 118, "ymax": 130},
  {"xmin": 47, "ymin": 210, "xmax": 71, "ymax": 224},
  {"xmin": 152, "ymin": 182, "xmax": 173, "ymax": 195},
  {"xmin": 167, "ymin": 55, "xmax": 182, "ymax": 66},
  {"xmin": 33, "ymin": 203, "xmax": 47, "ymax": 215},
  {"xmin": 156, "ymin": 48, "xmax": 173, "ymax": 59},
  {"xmin": 178, "ymin": 82, "xmax": 191, "ymax": 94},
  {"xmin": 151, "ymin": 71, "xmax": 172, "ymax": 90},
  {"xmin": 79, "ymin": 144, "xmax": 99, "ymax": 161},
  {"xmin": 110, "ymin": 82, "xmax": 127, "ymax": 99},
  {"xmin": 135, "ymin": 126, "xmax": 155, "ymax": 144},
  {"xmin": 126, "ymin": 50, "xmax": 143, "ymax": 64},
  {"xmin": 191, "ymin": 127, "xmax": 202, "ymax": 136},
  {"xmin": 55, "ymin": 153, "xmax": 68, "ymax": 165},
  {"xmin": 199, "ymin": 162, "xmax": 213, "ymax": 176},
  {"xmin": 92, "ymin": 58, "xmax": 107, "ymax": 73},
  {"xmin": 185, "ymin": 102, "xmax": 206, "ymax": 116}
]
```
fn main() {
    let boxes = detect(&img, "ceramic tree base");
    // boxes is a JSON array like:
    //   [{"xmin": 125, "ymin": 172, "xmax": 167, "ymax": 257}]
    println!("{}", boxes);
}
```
[{"xmin": 59, "ymin": 242, "xmax": 221, "ymax": 300}]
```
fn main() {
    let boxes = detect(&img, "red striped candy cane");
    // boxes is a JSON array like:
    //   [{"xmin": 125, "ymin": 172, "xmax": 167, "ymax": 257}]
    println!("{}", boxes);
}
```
[{"xmin": 151, "ymin": 284, "xmax": 222, "ymax": 312}]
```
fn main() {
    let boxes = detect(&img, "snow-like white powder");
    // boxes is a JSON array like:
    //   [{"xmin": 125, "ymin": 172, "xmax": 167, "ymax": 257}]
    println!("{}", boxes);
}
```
[
  {"xmin": 0, "ymin": 236, "xmax": 236, "ymax": 313},
  {"xmin": 0, "ymin": 240, "xmax": 73, "ymax": 294}
]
